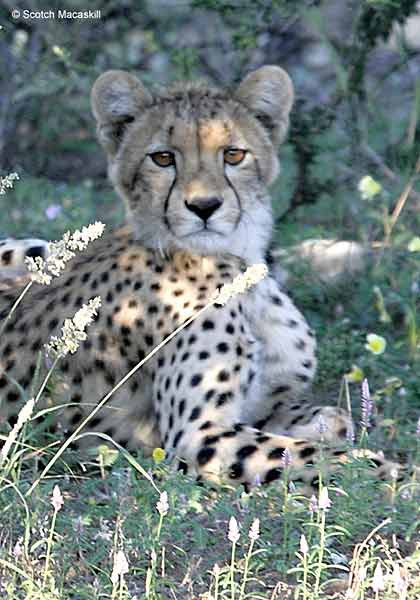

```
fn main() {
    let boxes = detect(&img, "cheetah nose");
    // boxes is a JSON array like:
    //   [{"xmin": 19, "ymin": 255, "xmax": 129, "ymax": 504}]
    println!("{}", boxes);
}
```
[{"xmin": 185, "ymin": 196, "xmax": 222, "ymax": 222}]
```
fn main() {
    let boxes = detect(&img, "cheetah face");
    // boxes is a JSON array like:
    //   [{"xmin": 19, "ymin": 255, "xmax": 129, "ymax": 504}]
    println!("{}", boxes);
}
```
[{"xmin": 91, "ymin": 66, "xmax": 294, "ymax": 263}]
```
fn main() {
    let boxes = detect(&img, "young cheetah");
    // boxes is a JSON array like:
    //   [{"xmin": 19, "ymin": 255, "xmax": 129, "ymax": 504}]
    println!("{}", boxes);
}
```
[{"xmin": 0, "ymin": 66, "xmax": 399, "ymax": 489}]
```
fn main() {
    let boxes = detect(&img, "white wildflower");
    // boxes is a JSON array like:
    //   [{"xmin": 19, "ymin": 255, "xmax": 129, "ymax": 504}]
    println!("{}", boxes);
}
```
[
  {"xmin": 248, "ymin": 518, "xmax": 260, "ymax": 541},
  {"xmin": 26, "ymin": 222, "xmax": 105, "ymax": 285},
  {"xmin": 156, "ymin": 491, "xmax": 169, "ymax": 516},
  {"xmin": 51, "ymin": 485, "xmax": 64, "ymax": 511},
  {"xmin": 299, "ymin": 534, "xmax": 309, "ymax": 556},
  {"xmin": 228, "ymin": 516, "xmax": 240, "ymax": 544},
  {"xmin": 318, "ymin": 486, "xmax": 332, "ymax": 510},
  {"xmin": 0, "ymin": 172, "xmax": 19, "ymax": 194},
  {"xmin": 212, "ymin": 264, "xmax": 268, "ymax": 305},
  {"xmin": 0, "ymin": 398, "xmax": 35, "ymax": 464},
  {"xmin": 46, "ymin": 296, "xmax": 101, "ymax": 357},
  {"xmin": 111, "ymin": 550, "xmax": 129, "ymax": 585},
  {"xmin": 371, "ymin": 561, "xmax": 385, "ymax": 592}
]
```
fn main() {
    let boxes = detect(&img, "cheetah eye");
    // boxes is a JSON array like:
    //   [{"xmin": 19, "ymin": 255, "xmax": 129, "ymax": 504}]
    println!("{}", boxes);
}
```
[
  {"xmin": 149, "ymin": 151, "xmax": 175, "ymax": 168},
  {"xmin": 224, "ymin": 148, "xmax": 246, "ymax": 166}
]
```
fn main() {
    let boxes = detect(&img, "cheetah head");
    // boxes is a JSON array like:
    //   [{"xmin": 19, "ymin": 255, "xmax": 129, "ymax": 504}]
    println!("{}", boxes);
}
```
[{"xmin": 91, "ymin": 66, "xmax": 294, "ymax": 264}]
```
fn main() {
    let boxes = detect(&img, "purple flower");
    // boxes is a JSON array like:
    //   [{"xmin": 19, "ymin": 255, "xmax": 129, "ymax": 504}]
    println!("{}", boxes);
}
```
[{"xmin": 45, "ymin": 204, "xmax": 62, "ymax": 220}]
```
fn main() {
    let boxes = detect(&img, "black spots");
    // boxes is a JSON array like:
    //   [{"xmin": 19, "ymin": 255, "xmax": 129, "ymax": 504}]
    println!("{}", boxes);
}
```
[
  {"xmin": 237, "ymin": 445, "xmax": 258, "ymax": 459},
  {"xmin": 145, "ymin": 335, "xmax": 154, "ymax": 347},
  {"xmin": 173, "ymin": 430, "xmax": 183, "ymax": 448},
  {"xmin": 178, "ymin": 399, "xmax": 186, "ymax": 417},
  {"xmin": 105, "ymin": 372, "xmax": 116, "ymax": 386},
  {"xmin": 205, "ymin": 389, "xmax": 215, "ymax": 402},
  {"xmin": 1, "ymin": 250, "xmax": 13, "ymax": 266},
  {"xmin": 300, "ymin": 447, "xmax": 316, "ymax": 459},
  {"xmin": 302, "ymin": 360, "xmax": 313, "ymax": 369},
  {"xmin": 115, "ymin": 282, "xmax": 123, "ymax": 293},
  {"xmin": 94, "ymin": 359, "xmax": 106, "ymax": 371},
  {"xmin": 234, "ymin": 424, "xmax": 243, "ymax": 432},
  {"xmin": 254, "ymin": 418, "xmax": 269, "ymax": 430},
  {"xmin": 111, "ymin": 262, "xmax": 118, "ymax": 270},
  {"xmin": 175, "ymin": 373, "xmax": 183, "ymax": 388},
  {"xmin": 181, "ymin": 352, "xmax": 190, "ymax": 362},
  {"xmin": 188, "ymin": 334, "xmax": 197, "ymax": 345},
  {"xmin": 72, "ymin": 373, "xmax": 82, "ymax": 385},
  {"xmin": 61, "ymin": 292, "xmax": 71, "ymax": 305},
  {"xmin": 265, "ymin": 467, "xmax": 282, "ymax": 484},
  {"xmin": 0, "ymin": 377, "xmax": 7, "ymax": 389},
  {"xmin": 229, "ymin": 462, "xmax": 244, "ymax": 480},
  {"xmin": 203, "ymin": 434, "xmax": 220, "ymax": 445},
  {"xmin": 221, "ymin": 430, "xmax": 237, "ymax": 439},
  {"xmin": 236, "ymin": 345, "xmax": 243, "ymax": 357},
  {"xmin": 173, "ymin": 289, "xmax": 184, "ymax": 297},
  {"xmin": 197, "ymin": 446, "xmax": 216, "ymax": 466},
  {"xmin": 150, "ymin": 282, "xmax": 161, "ymax": 292},
  {"xmin": 199, "ymin": 420, "xmax": 213, "ymax": 430},
  {"xmin": 226, "ymin": 323, "xmax": 235, "ymax": 335},
  {"xmin": 268, "ymin": 447, "xmax": 286, "ymax": 460},
  {"xmin": 71, "ymin": 392, "xmax": 83, "ymax": 404},
  {"xmin": 70, "ymin": 411, "xmax": 83, "ymax": 426},
  {"xmin": 148, "ymin": 304, "xmax": 159, "ymax": 315},
  {"xmin": 7, "ymin": 390, "xmax": 20, "ymax": 403},
  {"xmin": 120, "ymin": 325, "xmax": 131, "ymax": 337},
  {"xmin": 81, "ymin": 272, "xmax": 91, "ymax": 284},
  {"xmin": 74, "ymin": 296, "xmax": 83, "ymax": 308},
  {"xmin": 129, "ymin": 299, "xmax": 138, "ymax": 309},
  {"xmin": 106, "ymin": 291, "xmax": 114, "ymax": 303},
  {"xmin": 291, "ymin": 404, "xmax": 301, "ymax": 411},
  {"xmin": 216, "ymin": 392, "xmax": 233, "ymax": 407},
  {"xmin": 101, "ymin": 272, "xmax": 109, "ymax": 284},
  {"xmin": 3, "ymin": 343, "xmax": 13, "ymax": 357},
  {"xmin": 291, "ymin": 415, "xmax": 305, "ymax": 426},
  {"xmin": 272, "ymin": 384, "xmax": 291, "ymax": 395},
  {"xmin": 307, "ymin": 329, "xmax": 315, "ymax": 338},
  {"xmin": 34, "ymin": 315, "xmax": 43, "ymax": 328},
  {"xmin": 168, "ymin": 414, "xmax": 174, "ymax": 429},
  {"xmin": 134, "ymin": 281, "xmax": 143, "ymax": 291},
  {"xmin": 177, "ymin": 459, "xmax": 189, "ymax": 474},
  {"xmin": 98, "ymin": 333, "xmax": 107, "ymax": 352},
  {"xmin": 202, "ymin": 319, "xmax": 215, "ymax": 331},
  {"xmin": 155, "ymin": 265, "xmax": 164, "ymax": 274},
  {"xmin": 255, "ymin": 433, "xmax": 270, "ymax": 444},
  {"xmin": 338, "ymin": 427, "xmax": 347, "ymax": 438},
  {"xmin": 216, "ymin": 342, "xmax": 229, "ymax": 354},
  {"xmin": 189, "ymin": 406, "xmax": 202, "ymax": 422},
  {"xmin": 217, "ymin": 369, "xmax": 230, "ymax": 383},
  {"xmin": 296, "ymin": 373, "xmax": 310, "ymax": 383},
  {"xmin": 190, "ymin": 373, "xmax": 202, "ymax": 387},
  {"xmin": 287, "ymin": 319, "xmax": 298, "ymax": 328},
  {"xmin": 198, "ymin": 351, "xmax": 210, "ymax": 360},
  {"xmin": 164, "ymin": 377, "xmax": 171, "ymax": 391},
  {"xmin": 248, "ymin": 370, "xmax": 256, "ymax": 384},
  {"xmin": 188, "ymin": 276, "xmax": 197, "ymax": 283},
  {"xmin": 157, "ymin": 356, "xmax": 165, "ymax": 368},
  {"xmin": 135, "ymin": 318, "xmax": 144, "ymax": 329},
  {"xmin": 271, "ymin": 295, "xmax": 283, "ymax": 306},
  {"xmin": 310, "ymin": 476, "xmax": 320, "ymax": 489},
  {"xmin": 295, "ymin": 339, "xmax": 306, "ymax": 351}
]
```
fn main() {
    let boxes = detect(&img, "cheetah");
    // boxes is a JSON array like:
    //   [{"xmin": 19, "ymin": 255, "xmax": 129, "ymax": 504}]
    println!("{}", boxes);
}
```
[{"xmin": 0, "ymin": 66, "xmax": 400, "ymax": 489}]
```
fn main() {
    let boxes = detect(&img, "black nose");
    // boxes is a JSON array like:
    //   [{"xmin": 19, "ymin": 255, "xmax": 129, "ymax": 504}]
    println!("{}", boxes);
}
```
[{"xmin": 185, "ymin": 197, "xmax": 222, "ymax": 222}]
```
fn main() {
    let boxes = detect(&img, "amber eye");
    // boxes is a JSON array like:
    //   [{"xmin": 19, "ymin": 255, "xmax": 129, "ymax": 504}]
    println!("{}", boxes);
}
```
[
  {"xmin": 150, "ymin": 151, "xmax": 175, "ymax": 168},
  {"xmin": 224, "ymin": 148, "xmax": 246, "ymax": 166}
]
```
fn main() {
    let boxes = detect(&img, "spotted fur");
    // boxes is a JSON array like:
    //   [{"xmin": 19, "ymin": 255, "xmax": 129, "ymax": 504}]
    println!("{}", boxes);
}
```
[{"xmin": 0, "ymin": 67, "xmax": 402, "ymax": 489}]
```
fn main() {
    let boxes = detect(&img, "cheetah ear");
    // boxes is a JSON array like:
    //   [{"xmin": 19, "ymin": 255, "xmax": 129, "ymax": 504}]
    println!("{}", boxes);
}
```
[
  {"xmin": 235, "ymin": 65, "xmax": 294, "ymax": 146},
  {"xmin": 91, "ymin": 70, "xmax": 152, "ymax": 155}
]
